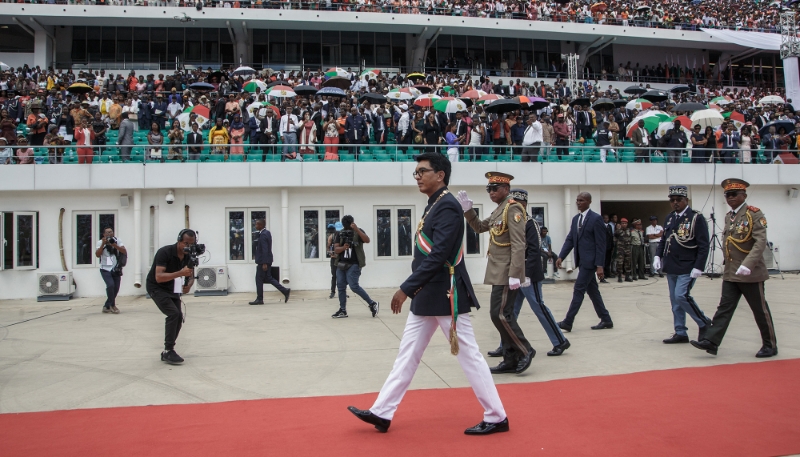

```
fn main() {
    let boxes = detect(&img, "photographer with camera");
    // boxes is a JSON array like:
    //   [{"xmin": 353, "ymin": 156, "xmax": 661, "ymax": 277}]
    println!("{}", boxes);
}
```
[
  {"xmin": 95, "ymin": 227, "xmax": 127, "ymax": 314},
  {"xmin": 146, "ymin": 229, "xmax": 201, "ymax": 365},
  {"xmin": 332, "ymin": 215, "xmax": 379, "ymax": 318}
]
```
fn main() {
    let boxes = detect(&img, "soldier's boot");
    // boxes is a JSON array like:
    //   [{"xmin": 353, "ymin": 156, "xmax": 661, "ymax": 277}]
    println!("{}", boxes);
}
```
[
  {"xmin": 632, "ymin": 274, "xmax": 638, "ymax": 281},
  {"xmin": 617, "ymin": 275, "xmax": 623, "ymax": 283},
  {"xmin": 625, "ymin": 274, "xmax": 633, "ymax": 282}
]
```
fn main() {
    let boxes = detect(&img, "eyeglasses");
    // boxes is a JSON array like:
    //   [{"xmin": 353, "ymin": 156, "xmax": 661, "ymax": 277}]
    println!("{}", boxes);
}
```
[
  {"xmin": 725, "ymin": 191, "xmax": 743, "ymax": 198},
  {"xmin": 412, "ymin": 168, "xmax": 435, "ymax": 179},
  {"xmin": 486, "ymin": 184, "xmax": 504, "ymax": 193}
]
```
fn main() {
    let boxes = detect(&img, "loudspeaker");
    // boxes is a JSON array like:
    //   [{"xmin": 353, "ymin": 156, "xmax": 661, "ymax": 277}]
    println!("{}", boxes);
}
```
[
  {"xmin": 120, "ymin": 194, "xmax": 130, "ymax": 208},
  {"xmin": 790, "ymin": 188, "xmax": 799, "ymax": 199}
]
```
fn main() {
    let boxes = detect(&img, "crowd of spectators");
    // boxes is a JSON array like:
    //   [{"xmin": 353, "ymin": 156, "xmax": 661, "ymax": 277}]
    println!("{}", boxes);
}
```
[
  {"xmin": 35, "ymin": 0, "xmax": 788, "ymax": 33},
  {"xmin": 0, "ymin": 63, "xmax": 793, "ymax": 165}
]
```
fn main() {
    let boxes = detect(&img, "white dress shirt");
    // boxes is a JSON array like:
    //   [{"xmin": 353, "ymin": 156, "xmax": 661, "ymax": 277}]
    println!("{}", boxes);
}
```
[
  {"xmin": 279, "ymin": 114, "xmax": 299, "ymax": 136},
  {"xmin": 523, "ymin": 121, "xmax": 543, "ymax": 145}
]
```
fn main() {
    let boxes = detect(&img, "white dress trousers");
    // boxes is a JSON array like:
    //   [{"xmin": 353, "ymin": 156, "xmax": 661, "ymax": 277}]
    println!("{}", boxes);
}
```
[{"xmin": 370, "ymin": 311, "xmax": 506, "ymax": 423}]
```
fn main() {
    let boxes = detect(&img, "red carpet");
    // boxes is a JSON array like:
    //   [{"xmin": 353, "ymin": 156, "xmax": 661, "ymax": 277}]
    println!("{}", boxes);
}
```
[{"xmin": 3, "ymin": 359, "xmax": 799, "ymax": 457}]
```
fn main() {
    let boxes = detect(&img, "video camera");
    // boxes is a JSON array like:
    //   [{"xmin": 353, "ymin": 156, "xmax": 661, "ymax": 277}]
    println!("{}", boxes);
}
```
[
  {"xmin": 338, "ymin": 229, "xmax": 355, "ymax": 246},
  {"xmin": 183, "ymin": 243, "xmax": 206, "ymax": 269}
]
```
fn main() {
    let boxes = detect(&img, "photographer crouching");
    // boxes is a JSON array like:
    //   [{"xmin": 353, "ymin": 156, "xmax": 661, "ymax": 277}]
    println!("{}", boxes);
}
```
[
  {"xmin": 332, "ymin": 215, "xmax": 379, "ymax": 319},
  {"xmin": 96, "ymin": 227, "xmax": 127, "ymax": 314},
  {"xmin": 146, "ymin": 229, "xmax": 204, "ymax": 365}
]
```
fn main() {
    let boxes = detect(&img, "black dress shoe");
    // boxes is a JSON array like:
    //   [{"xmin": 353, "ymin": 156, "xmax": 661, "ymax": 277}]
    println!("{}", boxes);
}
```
[
  {"xmin": 638, "ymin": 275, "xmax": 646, "ymax": 280},
  {"xmin": 632, "ymin": 276, "xmax": 638, "ymax": 281},
  {"xmin": 487, "ymin": 346, "xmax": 503, "ymax": 357},
  {"xmin": 663, "ymin": 333, "xmax": 690, "ymax": 344},
  {"xmin": 625, "ymin": 275, "xmax": 633, "ymax": 282},
  {"xmin": 283, "ymin": 289, "xmax": 291, "ymax": 303},
  {"xmin": 465, "ymin": 417, "xmax": 509, "ymax": 435},
  {"xmin": 755, "ymin": 346, "xmax": 778, "ymax": 358},
  {"xmin": 557, "ymin": 321, "xmax": 572, "ymax": 332},
  {"xmin": 515, "ymin": 349, "xmax": 535, "ymax": 374},
  {"xmin": 599, "ymin": 278, "xmax": 609, "ymax": 283},
  {"xmin": 591, "ymin": 321, "xmax": 614, "ymax": 330},
  {"xmin": 347, "ymin": 406, "xmax": 391, "ymax": 433},
  {"xmin": 617, "ymin": 276, "xmax": 623, "ymax": 283},
  {"xmin": 489, "ymin": 360, "xmax": 517, "ymax": 374},
  {"xmin": 248, "ymin": 299, "xmax": 264, "ymax": 305},
  {"xmin": 547, "ymin": 339, "xmax": 570, "ymax": 356},
  {"xmin": 658, "ymin": 273, "xmax": 664, "ymax": 278},
  {"xmin": 690, "ymin": 339, "xmax": 718, "ymax": 355}
]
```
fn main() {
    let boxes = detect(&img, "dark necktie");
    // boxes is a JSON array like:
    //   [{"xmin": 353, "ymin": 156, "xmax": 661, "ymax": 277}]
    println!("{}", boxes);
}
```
[{"xmin": 578, "ymin": 214, "xmax": 584, "ymax": 232}]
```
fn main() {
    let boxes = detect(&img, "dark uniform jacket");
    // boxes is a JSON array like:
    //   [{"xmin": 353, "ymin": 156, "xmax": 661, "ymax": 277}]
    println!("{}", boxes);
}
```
[
  {"xmin": 254, "ymin": 228, "xmax": 275, "ymax": 265},
  {"xmin": 558, "ymin": 209, "xmax": 606, "ymax": 270},
  {"xmin": 723, "ymin": 203, "xmax": 769, "ymax": 283},
  {"xmin": 400, "ymin": 187, "xmax": 479, "ymax": 316},
  {"xmin": 524, "ymin": 217, "xmax": 545, "ymax": 283},
  {"xmin": 656, "ymin": 206, "xmax": 709, "ymax": 275},
  {"xmin": 345, "ymin": 114, "xmax": 367, "ymax": 143}
]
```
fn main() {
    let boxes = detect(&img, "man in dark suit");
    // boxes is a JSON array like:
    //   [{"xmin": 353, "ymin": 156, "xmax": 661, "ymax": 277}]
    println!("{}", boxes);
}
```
[
  {"xmin": 186, "ymin": 122, "xmax": 204, "ymax": 161},
  {"xmin": 258, "ymin": 109, "xmax": 279, "ymax": 156},
  {"xmin": 344, "ymin": 107, "xmax": 367, "ymax": 156},
  {"xmin": 249, "ymin": 219, "xmax": 290, "ymax": 305},
  {"xmin": 556, "ymin": 192, "xmax": 614, "ymax": 331},
  {"xmin": 348, "ymin": 152, "xmax": 508, "ymax": 436}
]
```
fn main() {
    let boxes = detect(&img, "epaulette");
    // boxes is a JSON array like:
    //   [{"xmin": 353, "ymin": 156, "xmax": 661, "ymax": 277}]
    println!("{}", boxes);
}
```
[{"xmin": 747, "ymin": 205, "xmax": 760, "ymax": 212}]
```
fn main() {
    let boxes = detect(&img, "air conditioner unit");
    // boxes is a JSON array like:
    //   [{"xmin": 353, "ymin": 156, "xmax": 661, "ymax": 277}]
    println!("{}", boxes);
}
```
[
  {"xmin": 37, "ymin": 272, "xmax": 75, "ymax": 302},
  {"xmin": 764, "ymin": 244, "xmax": 778, "ymax": 270},
  {"xmin": 194, "ymin": 265, "xmax": 228, "ymax": 296}
]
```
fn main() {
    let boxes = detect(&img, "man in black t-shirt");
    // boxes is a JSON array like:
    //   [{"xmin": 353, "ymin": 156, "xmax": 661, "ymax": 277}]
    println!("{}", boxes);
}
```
[{"xmin": 146, "ymin": 229, "xmax": 196, "ymax": 364}]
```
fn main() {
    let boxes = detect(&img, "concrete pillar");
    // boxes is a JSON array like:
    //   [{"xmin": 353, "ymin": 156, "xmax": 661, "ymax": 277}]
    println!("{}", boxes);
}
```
[
  {"xmin": 280, "ymin": 188, "xmax": 290, "ymax": 285},
  {"xmin": 133, "ymin": 190, "xmax": 143, "ymax": 289},
  {"xmin": 33, "ymin": 27, "xmax": 54, "ymax": 69},
  {"xmin": 563, "ymin": 187, "xmax": 574, "ymax": 273}
]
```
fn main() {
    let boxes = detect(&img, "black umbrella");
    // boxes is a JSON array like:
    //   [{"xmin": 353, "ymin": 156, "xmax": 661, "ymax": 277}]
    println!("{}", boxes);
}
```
[
  {"xmin": 759, "ymin": 120, "xmax": 795, "ymax": 137},
  {"xmin": 670, "ymin": 85, "xmax": 691, "ymax": 94},
  {"xmin": 207, "ymin": 71, "xmax": 225, "ymax": 82},
  {"xmin": 457, "ymin": 97, "xmax": 475, "ymax": 107},
  {"xmin": 592, "ymin": 98, "xmax": 615, "ymax": 111},
  {"xmin": 569, "ymin": 97, "xmax": 591, "ymax": 107},
  {"xmin": 322, "ymin": 77, "xmax": 352, "ymax": 90},
  {"xmin": 359, "ymin": 93, "xmax": 387, "ymax": 104},
  {"xmin": 613, "ymin": 100, "xmax": 628, "ymax": 108},
  {"xmin": 413, "ymin": 84, "xmax": 433, "ymax": 94},
  {"xmin": 189, "ymin": 82, "xmax": 214, "ymax": 91},
  {"xmin": 267, "ymin": 80, "xmax": 290, "ymax": 88},
  {"xmin": 641, "ymin": 90, "xmax": 670, "ymax": 102},
  {"xmin": 484, "ymin": 98, "xmax": 522, "ymax": 114},
  {"xmin": 624, "ymin": 86, "xmax": 647, "ymax": 95},
  {"xmin": 317, "ymin": 87, "xmax": 347, "ymax": 97},
  {"xmin": 672, "ymin": 102, "xmax": 707, "ymax": 112},
  {"xmin": 293, "ymin": 85, "xmax": 318, "ymax": 96}
]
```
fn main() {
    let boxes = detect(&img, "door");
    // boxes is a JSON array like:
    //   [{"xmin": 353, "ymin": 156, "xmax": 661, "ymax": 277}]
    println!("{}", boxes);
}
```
[{"xmin": 322, "ymin": 44, "xmax": 340, "ymax": 68}]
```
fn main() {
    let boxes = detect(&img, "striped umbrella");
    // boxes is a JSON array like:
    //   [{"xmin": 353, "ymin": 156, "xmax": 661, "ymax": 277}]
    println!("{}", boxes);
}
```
[
  {"xmin": 626, "ymin": 110, "xmax": 671, "ymax": 137},
  {"xmin": 461, "ymin": 89, "xmax": 487, "ymax": 99},
  {"xmin": 722, "ymin": 111, "xmax": 746, "ymax": 130},
  {"xmin": 360, "ymin": 69, "xmax": 381, "ymax": 80},
  {"xmin": 625, "ymin": 98, "xmax": 653, "ymax": 111},
  {"xmin": 433, "ymin": 97, "xmax": 468, "ymax": 114},
  {"xmin": 242, "ymin": 80, "xmax": 267, "ymax": 93},
  {"xmin": 177, "ymin": 105, "xmax": 210, "ymax": 131},
  {"xmin": 324, "ymin": 67, "xmax": 349, "ymax": 78},
  {"xmin": 387, "ymin": 88, "xmax": 420, "ymax": 101},
  {"xmin": 656, "ymin": 115, "xmax": 693, "ymax": 139},
  {"xmin": 441, "ymin": 86, "xmax": 456, "ymax": 95},
  {"xmin": 519, "ymin": 96, "xmax": 549, "ymax": 110},
  {"xmin": 247, "ymin": 101, "xmax": 280, "ymax": 118},
  {"xmin": 265, "ymin": 85, "xmax": 297, "ymax": 98},
  {"xmin": 414, "ymin": 94, "xmax": 441, "ymax": 108},
  {"xmin": 477, "ymin": 94, "xmax": 504, "ymax": 105},
  {"xmin": 710, "ymin": 96, "xmax": 732, "ymax": 106}
]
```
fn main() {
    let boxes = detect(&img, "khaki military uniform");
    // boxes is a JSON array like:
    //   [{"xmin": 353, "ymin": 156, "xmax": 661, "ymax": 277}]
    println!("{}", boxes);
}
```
[
  {"xmin": 630, "ymin": 229, "xmax": 646, "ymax": 279},
  {"xmin": 705, "ymin": 204, "xmax": 777, "ymax": 350},
  {"xmin": 464, "ymin": 196, "xmax": 532, "ymax": 365}
]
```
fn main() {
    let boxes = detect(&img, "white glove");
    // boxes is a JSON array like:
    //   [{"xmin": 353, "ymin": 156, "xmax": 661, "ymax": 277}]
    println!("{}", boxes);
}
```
[
  {"xmin": 652, "ymin": 256, "xmax": 662, "ymax": 271},
  {"xmin": 736, "ymin": 265, "xmax": 751, "ymax": 276},
  {"xmin": 509, "ymin": 277, "xmax": 521, "ymax": 290},
  {"xmin": 690, "ymin": 268, "xmax": 703, "ymax": 279},
  {"xmin": 521, "ymin": 277, "xmax": 532, "ymax": 288},
  {"xmin": 456, "ymin": 190, "xmax": 473, "ymax": 212}
]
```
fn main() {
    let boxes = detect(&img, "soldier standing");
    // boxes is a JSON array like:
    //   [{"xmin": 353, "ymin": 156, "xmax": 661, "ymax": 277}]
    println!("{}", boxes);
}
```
[
  {"xmin": 691, "ymin": 179, "xmax": 778, "ymax": 358},
  {"xmin": 630, "ymin": 219, "xmax": 647, "ymax": 280},
  {"xmin": 456, "ymin": 172, "xmax": 535, "ymax": 375},
  {"xmin": 614, "ymin": 218, "xmax": 633, "ymax": 282}
]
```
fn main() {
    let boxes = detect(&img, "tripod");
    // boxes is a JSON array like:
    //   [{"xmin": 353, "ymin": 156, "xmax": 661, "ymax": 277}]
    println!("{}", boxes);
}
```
[
  {"xmin": 767, "ymin": 240, "xmax": 785, "ymax": 280},
  {"xmin": 704, "ymin": 209, "xmax": 723, "ymax": 278}
]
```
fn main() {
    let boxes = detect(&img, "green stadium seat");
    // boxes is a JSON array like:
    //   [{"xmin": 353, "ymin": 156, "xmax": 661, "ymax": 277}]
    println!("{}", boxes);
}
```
[
  {"xmin": 205, "ymin": 155, "xmax": 224, "ymax": 162},
  {"xmin": 264, "ymin": 154, "xmax": 282, "ymax": 162},
  {"xmin": 339, "ymin": 154, "xmax": 356, "ymax": 162},
  {"xmin": 63, "ymin": 155, "xmax": 78, "ymax": 164},
  {"xmin": 246, "ymin": 153, "xmax": 263, "ymax": 162},
  {"xmin": 358, "ymin": 153, "xmax": 375, "ymax": 162},
  {"xmin": 375, "ymin": 153, "xmax": 393, "ymax": 162},
  {"xmin": 228, "ymin": 154, "xmax": 245, "ymax": 162}
]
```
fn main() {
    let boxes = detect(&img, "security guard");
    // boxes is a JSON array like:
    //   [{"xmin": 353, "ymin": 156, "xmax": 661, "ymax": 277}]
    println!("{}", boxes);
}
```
[
  {"xmin": 614, "ymin": 218, "xmax": 633, "ymax": 282},
  {"xmin": 692, "ymin": 179, "xmax": 778, "ymax": 358},
  {"xmin": 457, "ymin": 172, "xmax": 534, "ymax": 375},
  {"xmin": 653, "ymin": 185, "xmax": 711, "ymax": 344}
]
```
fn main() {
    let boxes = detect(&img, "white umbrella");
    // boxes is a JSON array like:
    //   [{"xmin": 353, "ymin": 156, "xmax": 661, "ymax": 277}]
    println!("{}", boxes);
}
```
[
  {"xmin": 0, "ymin": 62, "xmax": 10, "ymax": 71},
  {"xmin": 690, "ymin": 109, "xmax": 724, "ymax": 130},
  {"xmin": 759, "ymin": 95, "xmax": 785, "ymax": 105},
  {"xmin": 233, "ymin": 66, "xmax": 257, "ymax": 78}
]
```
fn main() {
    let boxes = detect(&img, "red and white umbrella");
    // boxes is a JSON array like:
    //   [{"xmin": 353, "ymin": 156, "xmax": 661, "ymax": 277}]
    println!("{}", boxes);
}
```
[
  {"xmin": 461, "ymin": 89, "xmax": 488, "ymax": 99},
  {"xmin": 265, "ymin": 85, "xmax": 297, "ymax": 98},
  {"xmin": 413, "ymin": 93, "xmax": 441, "ymax": 108},
  {"xmin": 433, "ymin": 97, "xmax": 468, "ymax": 114},
  {"xmin": 387, "ymin": 87, "xmax": 420, "ymax": 101},
  {"xmin": 477, "ymin": 94, "xmax": 505, "ymax": 105}
]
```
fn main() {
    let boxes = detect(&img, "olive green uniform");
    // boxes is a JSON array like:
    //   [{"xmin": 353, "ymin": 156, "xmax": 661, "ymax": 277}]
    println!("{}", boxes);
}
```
[{"xmin": 614, "ymin": 226, "xmax": 632, "ymax": 276}]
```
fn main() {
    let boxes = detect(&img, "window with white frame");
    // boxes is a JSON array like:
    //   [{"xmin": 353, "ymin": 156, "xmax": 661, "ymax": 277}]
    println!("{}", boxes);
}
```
[
  {"xmin": 73, "ymin": 211, "xmax": 117, "ymax": 268},
  {"xmin": 1, "ymin": 212, "xmax": 39, "ymax": 270},
  {"xmin": 464, "ymin": 205, "xmax": 483, "ymax": 256},
  {"xmin": 227, "ymin": 208, "xmax": 270, "ymax": 262},
  {"xmin": 374, "ymin": 206, "xmax": 415, "ymax": 259},
  {"xmin": 529, "ymin": 203, "xmax": 547, "ymax": 230},
  {"xmin": 302, "ymin": 207, "xmax": 343, "ymax": 261}
]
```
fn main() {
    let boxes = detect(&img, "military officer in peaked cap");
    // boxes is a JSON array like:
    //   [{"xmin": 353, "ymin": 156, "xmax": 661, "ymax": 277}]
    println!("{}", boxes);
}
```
[
  {"xmin": 692, "ymin": 179, "xmax": 778, "ymax": 358},
  {"xmin": 653, "ymin": 185, "xmax": 712, "ymax": 344},
  {"xmin": 457, "ymin": 172, "xmax": 535, "ymax": 375}
]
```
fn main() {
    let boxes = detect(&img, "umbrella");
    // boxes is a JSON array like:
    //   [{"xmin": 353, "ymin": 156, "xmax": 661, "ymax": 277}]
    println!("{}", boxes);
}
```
[
  {"xmin": 670, "ymin": 85, "xmax": 691, "ymax": 94},
  {"xmin": 267, "ymin": 80, "xmax": 290, "ymax": 88},
  {"xmin": 521, "ymin": 96, "xmax": 549, "ymax": 110},
  {"xmin": 636, "ymin": 4, "xmax": 650, "ymax": 11},
  {"xmin": 690, "ymin": 109, "xmax": 725, "ymax": 130},
  {"xmin": 293, "ymin": 85, "xmax": 319, "ymax": 96},
  {"xmin": 358, "ymin": 93, "xmax": 387, "ymax": 104},
  {"xmin": 626, "ymin": 98, "xmax": 653, "ymax": 111},
  {"xmin": 0, "ymin": 62, "xmax": 10, "ymax": 71},
  {"xmin": 246, "ymin": 101, "xmax": 280, "ymax": 118},
  {"xmin": 207, "ymin": 71, "xmax": 225, "ymax": 82},
  {"xmin": 478, "ymin": 94, "xmax": 505, "ymax": 105},
  {"xmin": 656, "ymin": 115, "xmax": 693, "ymax": 139},
  {"xmin": 413, "ymin": 85, "xmax": 433, "ymax": 94},
  {"xmin": 188, "ymin": 82, "xmax": 215, "ymax": 92},
  {"xmin": 407, "ymin": 73, "xmax": 427, "ymax": 82},
  {"xmin": 242, "ymin": 80, "xmax": 268, "ymax": 93},
  {"xmin": 759, "ymin": 120, "xmax": 795, "ymax": 137},
  {"xmin": 707, "ymin": 103, "xmax": 722, "ymax": 111},
  {"xmin": 569, "ymin": 97, "xmax": 591, "ymax": 107},
  {"xmin": 67, "ymin": 83, "xmax": 93, "ymax": 94},
  {"xmin": 760, "ymin": 95, "xmax": 785, "ymax": 105},
  {"xmin": 414, "ymin": 94, "xmax": 441, "ymax": 108},
  {"xmin": 387, "ymin": 88, "xmax": 420, "ymax": 101},
  {"xmin": 441, "ymin": 86, "xmax": 456, "ymax": 96},
  {"xmin": 360, "ymin": 69, "xmax": 381, "ymax": 80},
  {"xmin": 324, "ymin": 67, "xmax": 349, "ymax": 78},
  {"xmin": 722, "ymin": 111, "xmax": 746, "ymax": 130},
  {"xmin": 710, "ymin": 96, "xmax": 732, "ymax": 106},
  {"xmin": 613, "ymin": 100, "xmax": 628, "ymax": 108},
  {"xmin": 626, "ymin": 110, "xmax": 671, "ymax": 137},
  {"xmin": 592, "ymin": 98, "xmax": 615, "ymax": 111},
  {"xmin": 177, "ymin": 105, "xmax": 211, "ymax": 132},
  {"xmin": 433, "ymin": 97, "xmax": 469, "ymax": 114},
  {"xmin": 265, "ymin": 85, "xmax": 297, "ymax": 98},
  {"xmin": 233, "ymin": 66, "xmax": 257, "ymax": 77},
  {"xmin": 624, "ymin": 86, "xmax": 647, "ymax": 95},
  {"xmin": 484, "ymin": 98, "xmax": 522, "ymax": 114},
  {"xmin": 461, "ymin": 89, "xmax": 488, "ymax": 99},
  {"xmin": 672, "ymin": 102, "xmax": 706, "ymax": 112},
  {"xmin": 590, "ymin": 2, "xmax": 607, "ymax": 12},
  {"xmin": 316, "ymin": 87, "xmax": 347, "ymax": 97},
  {"xmin": 322, "ymin": 77, "xmax": 352, "ymax": 90},
  {"xmin": 641, "ymin": 90, "xmax": 670, "ymax": 102}
]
